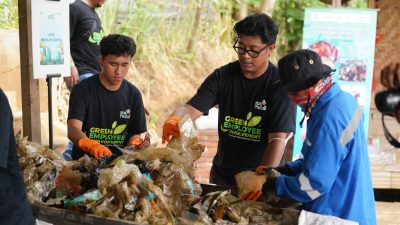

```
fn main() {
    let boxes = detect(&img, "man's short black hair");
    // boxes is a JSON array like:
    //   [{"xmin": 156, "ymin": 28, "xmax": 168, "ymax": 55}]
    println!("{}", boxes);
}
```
[
  {"xmin": 234, "ymin": 13, "xmax": 278, "ymax": 45},
  {"xmin": 100, "ymin": 34, "xmax": 136, "ymax": 58}
]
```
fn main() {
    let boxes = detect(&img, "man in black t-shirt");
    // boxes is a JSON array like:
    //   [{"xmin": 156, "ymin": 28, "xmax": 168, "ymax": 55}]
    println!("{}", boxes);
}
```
[
  {"xmin": 162, "ymin": 13, "xmax": 296, "ymax": 186},
  {"xmin": 68, "ymin": 34, "xmax": 147, "ymax": 160},
  {"xmin": 65, "ymin": 0, "xmax": 104, "ymax": 89},
  {"xmin": 63, "ymin": 0, "xmax": 105, "ymax": 160},
  {"xmin": 0, "ymin": 89, "xmax": 35, "ymax": 225}
]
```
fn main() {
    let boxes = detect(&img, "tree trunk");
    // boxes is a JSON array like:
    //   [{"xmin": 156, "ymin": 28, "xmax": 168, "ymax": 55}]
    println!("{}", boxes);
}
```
[
  {"xmin": 187, "ymin": 0, "xmax": 204, "ymax": 52},
  {"xmin": 261, "ymin": 0, "xmax": 276, "ymax": 16},
  {"xmin": 239, "ymin": 1, "xmax": 247, "ymax": 20}
]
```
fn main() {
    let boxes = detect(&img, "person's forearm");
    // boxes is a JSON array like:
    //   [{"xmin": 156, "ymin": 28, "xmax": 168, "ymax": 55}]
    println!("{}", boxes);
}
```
[
  {"xmin": 172, "ymin": 104, "xmax": 203, "ymax": 122},
  {"xmin": 172, "ymin": 105, "xmax": 190, "ymax": 116},
  {"xmin": 67, "ymin": 126, "xmax": 87, "ymax": 146},
  {"xmin": 260, "ymin": 132, "xmax": 290, "ymax": 166},
  {"xmin": 261, "ymin": 140, "xmax": 286, "ymax": 167},
  {"xmin": 68, "ymin": 127, "xmax": 86, "ymax": 145}
]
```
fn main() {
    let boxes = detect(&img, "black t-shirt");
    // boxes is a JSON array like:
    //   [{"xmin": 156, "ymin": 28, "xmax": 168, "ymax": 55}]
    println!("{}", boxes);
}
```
[
  {"xmin": 70, "ymin": 0, "xmax": 102, "ymax": 75},
  {"xmin": 68, "ymin": 75, "xmax": 147, "ymax": 160},
  {"xmin": 0, "ymin": 90, "xmax": 35, "ymax": 224},
  {"xmin": 188, "ymin": 61, "xmax": 296, "ymax": 184}
]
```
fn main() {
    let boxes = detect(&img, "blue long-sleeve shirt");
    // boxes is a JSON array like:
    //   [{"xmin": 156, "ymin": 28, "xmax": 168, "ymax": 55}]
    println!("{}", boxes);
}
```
[{"xmin": 276, "ymin": 84, "xmax": 376, "ymax": 225}]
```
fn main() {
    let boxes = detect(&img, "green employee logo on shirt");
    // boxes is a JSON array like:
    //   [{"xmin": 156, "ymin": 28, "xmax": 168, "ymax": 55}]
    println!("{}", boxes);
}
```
[
  {"xmin": 88, "ymin": 121, "xmax": 127, "ymax": 145},
  {"xmin": 220, "ymin": 112, "xmax": 262, "ymax": 141},
  {"xmin": 112, "ymin": 121, "xmax": 126, "ymax": 134},
  {"xmin": 89, "ymin": 31, "xmax": 103, "ymax": 45}
]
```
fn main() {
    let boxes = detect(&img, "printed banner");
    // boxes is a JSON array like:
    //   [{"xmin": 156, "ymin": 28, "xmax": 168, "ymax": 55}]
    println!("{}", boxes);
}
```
[
  {"xmin": 292, "ymin": 8, "xmax": 377, "ymax": 159},
  {"xmin": 31, "ymin": 0, "xmax": 70, "ymax": 79}
]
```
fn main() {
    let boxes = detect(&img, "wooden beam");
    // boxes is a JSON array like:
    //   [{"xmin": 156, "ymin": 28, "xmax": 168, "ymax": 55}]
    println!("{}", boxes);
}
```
[{"xmin": 18, "ymin": 0, "xmax": 41, "ymax": 143}]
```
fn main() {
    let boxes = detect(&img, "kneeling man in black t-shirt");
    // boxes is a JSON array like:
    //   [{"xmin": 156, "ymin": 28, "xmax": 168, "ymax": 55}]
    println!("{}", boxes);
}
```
[{"xmin": 67, "ymin": 34, "xmax": 147, "ymax": 160}]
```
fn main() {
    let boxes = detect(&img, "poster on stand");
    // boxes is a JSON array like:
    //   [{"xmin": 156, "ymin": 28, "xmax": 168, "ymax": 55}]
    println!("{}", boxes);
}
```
[
  {"xmin": 31, "ymin": 0, "xmax": 70, "ymax": 79},
  {"xmin": 292, "ymin": 8, "xmax": 377, "ymax": 159}
]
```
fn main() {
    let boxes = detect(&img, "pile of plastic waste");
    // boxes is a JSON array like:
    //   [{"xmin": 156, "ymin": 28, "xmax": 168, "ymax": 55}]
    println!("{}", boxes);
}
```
[{"xmin": 18, "ymin": 116, "xmax": 296, "ymax": 225}]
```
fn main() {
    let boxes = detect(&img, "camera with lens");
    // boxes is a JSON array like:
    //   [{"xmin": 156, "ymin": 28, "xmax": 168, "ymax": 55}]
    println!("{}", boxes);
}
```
[
  {"xmin": 375, "ymin": 88, "xmax": 400, "ymax": 118},
  {"xmin": 375, "ymin": 63, "xmax": 400, "ymax": 148}
]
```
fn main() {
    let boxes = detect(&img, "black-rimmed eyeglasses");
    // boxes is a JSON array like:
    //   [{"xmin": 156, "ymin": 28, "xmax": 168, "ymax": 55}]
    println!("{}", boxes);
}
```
[{"xmin": 233, "ymin": 40, "xmax": 269, "ymax": 58}]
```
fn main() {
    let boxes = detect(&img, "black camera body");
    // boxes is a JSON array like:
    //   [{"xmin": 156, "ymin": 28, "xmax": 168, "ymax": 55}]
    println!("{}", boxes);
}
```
[
  {"xmin": 375, "ymin": 88, "xmax": 400, "ymax": 148},
  {"xmin": 375, "ymin": 88, "xmax": 400, "ymax": 116}
]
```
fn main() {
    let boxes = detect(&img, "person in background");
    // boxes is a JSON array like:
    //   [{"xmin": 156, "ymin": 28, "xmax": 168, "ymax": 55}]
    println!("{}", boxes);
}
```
[
  {"xmin": 65, "ymin": 0, "xmax": 105, "ymax": 89},
  {"xmin": 67, "ymin": 34, "xmax": 147, "ymax": 160},
  {"xmin": 0, "ymin": 89, "xmax": 36, "ymax": 225},
  {"xmin": 162, "ymin": 13, "xmax": 296, "ymax": 186},
  {"xmin": 63, "ymin": 0, "xmax": 106, "ymax": 160},
  {"xmin": 241, "ymin": 49, "xmax": 376, "ymax": 224}
]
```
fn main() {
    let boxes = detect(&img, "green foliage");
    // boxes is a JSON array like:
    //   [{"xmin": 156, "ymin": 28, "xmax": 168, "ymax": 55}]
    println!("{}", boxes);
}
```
[
  {"xmin": 0, "ymin": 0, "xmax": 18, "ymax": 29},
  {"xmin": 98, "ymin": 0, "xmax": 238, "ymax": 131},
  {"xmin": 273, "ymin": 0, "xmax": 327, "ymax": 57},
  {"xmin": 348, "ymin": 0, "xmax": 368, "ymax": 8}
]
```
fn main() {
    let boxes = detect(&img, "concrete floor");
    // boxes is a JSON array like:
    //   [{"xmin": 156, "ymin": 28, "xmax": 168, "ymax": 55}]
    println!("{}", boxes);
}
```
[{"xmin": 376, "ymin": 201, "xmax": 400, "ymax": 225}]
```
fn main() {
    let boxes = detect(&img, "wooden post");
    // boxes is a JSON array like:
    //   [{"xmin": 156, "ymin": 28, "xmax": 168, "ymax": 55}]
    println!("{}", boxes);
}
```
[
  {"xmin": 368, "ymin": 0, "xmax": 377, "ymax": 8},
  {"xmin": 18, "ymin": 0, "xmax": 41, "ymax": 143},
  {"xmin": 332, "ymin": 0, "xmax": 342, "ymax": 7}
]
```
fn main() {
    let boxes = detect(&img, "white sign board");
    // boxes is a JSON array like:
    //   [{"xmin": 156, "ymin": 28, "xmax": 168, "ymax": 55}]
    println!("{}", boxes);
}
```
[{"xmin": 31, "ymin": 0, "xmax": 70, "ymax": 79}]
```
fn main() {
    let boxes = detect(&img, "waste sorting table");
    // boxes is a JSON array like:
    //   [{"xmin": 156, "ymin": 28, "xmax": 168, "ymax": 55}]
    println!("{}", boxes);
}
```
[{"xmin": 32, "ymin": 184, "xmax": 300, "ymax": 225}]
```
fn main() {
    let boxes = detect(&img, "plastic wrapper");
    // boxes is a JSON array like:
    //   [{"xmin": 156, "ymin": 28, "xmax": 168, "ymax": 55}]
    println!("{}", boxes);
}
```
[
  {"xmin": 132, "ymin": 197, "xmax": 152, "ymax": 223},
  {"xmin": 23, "ymin": 164, "xmax": 38, "ymax": 186},
  {"xmin": 151, "ymin": 161, "xmax": 202, "ymax": 215},
  {"xmin": 97, "ymin": 159, "xmax": 142, "ymax": 194},
  {"xmin": 92, "ymin": 180, "xmax": 139, "ymax": 218},
  {"xmin": 16, "ymin": 134, "xmax": 61, "ymax": 160},
  {"xmin": 63, "ymin": 189, "xmax": 102, "ymax": 210},
  {"xmin": 19, "ymin": 156, "xmax": 36, "ymax": 171},
  {"xmin": 71, "ymin": 155, "xmax": 98, "ymax": 172},
  {"xmin": 143, "ymin": 178, "xmax": 175, "ymax": 224},
  {"xmin": 36, "ymin": 157, "xmax": 57, "ymax": 178},
  {"xmin": 93, "ymin": 195, "xmax": 123, "ymax": 219},
  {"xmin": 23, "ymin": 158, "xmax": 64, "ymax": 201},
  {"xmin": 154, "ymin": 162, "xmax": 201, "ymax": 195},
  {"xmin": 55, "ymin": 166, "xmax": 83, "ymax": 197},
  {"xmin": 166, "ymin": 115, "xmax": 205, "ymax": 176},
  {"xmin": 124, "ymin": 115, "xmax": 204, "ymax": 179},
  {"xmin": 93, "ymin": 172, "xmax": 175, "ymax": 224}
]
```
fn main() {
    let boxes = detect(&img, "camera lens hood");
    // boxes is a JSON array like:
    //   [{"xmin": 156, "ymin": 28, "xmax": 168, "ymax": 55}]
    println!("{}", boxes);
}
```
[{"xmin": 375, "ymin": 89, "xmax": 400, "ymax": 115}]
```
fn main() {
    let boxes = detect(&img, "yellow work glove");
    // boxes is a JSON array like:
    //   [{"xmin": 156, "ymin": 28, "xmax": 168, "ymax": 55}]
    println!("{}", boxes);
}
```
[
  {"xmin": 235, "ymin": 171, "xmax": 267, "ymax": 201},
  {"xmin": 78, "ymin": 137, "xmax": 112, "ymax": 159},
  {"xmin": 162, "ymin": 115, "xmax": 181, "ymax": 144}
]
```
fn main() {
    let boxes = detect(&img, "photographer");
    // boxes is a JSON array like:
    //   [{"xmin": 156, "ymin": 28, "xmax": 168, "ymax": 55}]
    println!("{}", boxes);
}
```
[{"xmin": 375, "ymin": 63, "xmax": 400, "ymax": 147}]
